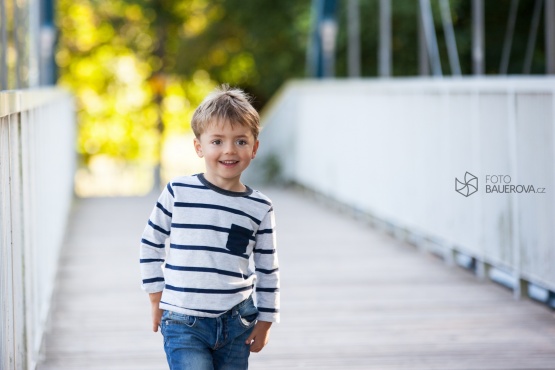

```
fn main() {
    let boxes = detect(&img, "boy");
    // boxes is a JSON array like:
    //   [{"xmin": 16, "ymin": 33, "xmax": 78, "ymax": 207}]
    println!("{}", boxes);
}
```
[{"xmin": 140, "ymin": 84, "xmax": 280, "ymax": 370}]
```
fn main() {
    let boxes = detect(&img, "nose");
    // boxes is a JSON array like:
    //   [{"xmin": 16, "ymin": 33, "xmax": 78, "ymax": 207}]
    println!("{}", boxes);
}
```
[{"xmin": 223, "ymin": 142, "xmax": 236, "ymax": 154}]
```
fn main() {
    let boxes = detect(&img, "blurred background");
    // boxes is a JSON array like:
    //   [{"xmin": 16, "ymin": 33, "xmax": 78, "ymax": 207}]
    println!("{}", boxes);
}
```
[{"xmin": 1, "ymin": 0, "xmax": 553, "ymax": 196}]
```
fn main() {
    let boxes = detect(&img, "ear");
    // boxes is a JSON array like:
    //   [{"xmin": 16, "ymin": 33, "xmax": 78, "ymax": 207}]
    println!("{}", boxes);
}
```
[
  {"xmin": 194, "ymin": 137, "xmax": 203, "ymax": 158},
  {"xmin": 251, "ymin": 140, "xmax": 260, "ymax": 159}
]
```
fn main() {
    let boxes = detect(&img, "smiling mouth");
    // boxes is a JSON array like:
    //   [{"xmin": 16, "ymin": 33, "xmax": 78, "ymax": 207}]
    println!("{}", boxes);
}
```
[{"xmin": 220, "ymin": 160, "xmax": 239, "ymax": 165}]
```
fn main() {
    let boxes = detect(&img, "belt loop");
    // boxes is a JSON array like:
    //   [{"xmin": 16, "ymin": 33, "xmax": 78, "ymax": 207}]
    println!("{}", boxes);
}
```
[{"xmin": 232, "ymin": 298, "xmax": 242, "ymax": 317}]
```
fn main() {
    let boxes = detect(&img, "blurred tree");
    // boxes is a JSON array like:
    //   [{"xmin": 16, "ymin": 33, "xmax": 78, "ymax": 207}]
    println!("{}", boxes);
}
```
[
  {"xmin": 56, "ymin": 0, "xmax": 310, "ymax": 169},
  {"xmin": 174, "ymin": 0, "xmax": 312, "ymax": 109},
  {"xmin": 56, "ymin": 0, "xmax": 547, "ymax": 175},
  {"xmin": 56, "ymin": 0, "xmax": 216, "ymax": 168}
]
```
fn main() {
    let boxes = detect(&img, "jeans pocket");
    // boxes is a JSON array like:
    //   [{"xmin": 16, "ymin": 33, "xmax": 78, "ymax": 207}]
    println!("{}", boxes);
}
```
[
  {"xmin": 164, "ymin": 311, "xmax": 197, "ymax": 328},
  {"xmin": 239, "ymin": 312, "xmax": 258, "ymax": 328},
  {"xmin": 237, "ymin": 298, "xmax": 259, "ymax": 328}
]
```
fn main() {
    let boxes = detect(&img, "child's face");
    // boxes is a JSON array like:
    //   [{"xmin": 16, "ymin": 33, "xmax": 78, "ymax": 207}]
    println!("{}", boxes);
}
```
[{"xmin": 193, "ymin": 120, "xmax": 259, "ymax": 191}]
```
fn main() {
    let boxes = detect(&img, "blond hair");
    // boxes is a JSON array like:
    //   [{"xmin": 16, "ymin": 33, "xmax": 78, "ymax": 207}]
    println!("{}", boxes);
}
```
[{"xmin": 191, "ymin": 84, "xmax": 260, "ymax": 140}]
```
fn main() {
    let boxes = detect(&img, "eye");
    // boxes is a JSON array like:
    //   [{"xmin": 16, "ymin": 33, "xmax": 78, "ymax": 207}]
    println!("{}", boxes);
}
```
[
  {"xmin": 236, "ymin": 139, "xmax": 248, "ymax": 146},
  {"xmin": 211, "ymin": 139, "xmax": 222, "ymax": 145}
]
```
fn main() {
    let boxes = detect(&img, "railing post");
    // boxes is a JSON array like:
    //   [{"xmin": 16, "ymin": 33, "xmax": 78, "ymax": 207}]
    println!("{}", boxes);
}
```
[
  {"xmin": 472, "ymin": 0, "xmax": 485, "ymax": 75},
  {"xmin": 0, "ymin": 114, "xmax": 15, "ymax": 370},
  {"xmin": 419, "ymin": 0, "xmax": 443, "ymax": 76},
  {"xmin": 0, "ymin": 0, "xmax": 7, "ymax": 90},
  {"xmin": 545, "ymin": 0, "xmax": 555, "ymax": 74},
  {"xmin": 347, "ymin": 0, "xmax": 361, "ymax": 78},
  {"xmin": 378, "ymin": 0, "xmax": 391, "ymax": 77},
  {"xmin": 9, "ymin": 112, "xmax": 26, "ymax": 370}
]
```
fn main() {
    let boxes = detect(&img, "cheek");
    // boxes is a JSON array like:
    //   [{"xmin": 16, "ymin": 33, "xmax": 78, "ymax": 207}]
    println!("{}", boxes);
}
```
[{"xmin": 241, "ymin": 148, "xmax": 255, "ymax": 159}]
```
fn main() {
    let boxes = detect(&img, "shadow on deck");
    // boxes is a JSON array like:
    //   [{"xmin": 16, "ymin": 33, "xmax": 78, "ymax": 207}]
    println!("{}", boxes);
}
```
[{"xmin": 38, "ymin": 188, "xmax": 555, "ymax": 370}]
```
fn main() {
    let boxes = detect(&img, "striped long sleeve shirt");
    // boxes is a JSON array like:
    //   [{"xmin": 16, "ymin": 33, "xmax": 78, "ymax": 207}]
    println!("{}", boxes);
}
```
[{"xmin": 140, "ymin": 174, "xmax": 280, "ymax": 323}]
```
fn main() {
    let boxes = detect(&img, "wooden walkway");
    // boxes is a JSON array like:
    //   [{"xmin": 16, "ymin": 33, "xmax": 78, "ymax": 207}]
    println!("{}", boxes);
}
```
[{"xmin": 38, "ymin": 188, "xmax": 555, "ymax": 370}]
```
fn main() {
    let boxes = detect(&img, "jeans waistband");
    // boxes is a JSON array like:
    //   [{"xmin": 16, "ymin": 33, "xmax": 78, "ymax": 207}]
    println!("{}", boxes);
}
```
[{"xmin": 226, "ymin": 294, "xmax": 253, "ymax": 318}]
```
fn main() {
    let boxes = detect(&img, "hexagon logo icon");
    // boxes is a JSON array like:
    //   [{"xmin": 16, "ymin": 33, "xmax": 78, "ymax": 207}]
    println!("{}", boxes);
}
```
[{"xmin": 455, "ymin": 172, "xmax": 478, "ymax": 197}]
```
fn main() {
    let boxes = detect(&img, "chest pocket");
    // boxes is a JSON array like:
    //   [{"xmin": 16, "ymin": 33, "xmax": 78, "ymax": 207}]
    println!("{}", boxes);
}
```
[{"xmin": 226, "ymin": 224, "xmax": 253, "ymax": 256}]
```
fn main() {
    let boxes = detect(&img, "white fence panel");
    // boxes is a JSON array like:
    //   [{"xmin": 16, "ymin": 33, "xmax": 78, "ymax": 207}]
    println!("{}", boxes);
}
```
[
  {"xmin": 0, "ymin": 89, "xmax": 75, "ymax": 370},
  {"xmin": 252, "ymin": 78, "xmax": 555, "ymax": 296}
]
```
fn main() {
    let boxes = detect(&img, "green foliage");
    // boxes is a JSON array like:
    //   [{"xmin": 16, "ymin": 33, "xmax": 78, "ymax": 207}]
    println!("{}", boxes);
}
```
[
  {"xmin": 174, "ymin": 0, "xmax": 312, "ymax": 109},
  {"xmin": 57, "ymin": 0, "xmax": 548, "ymax": 166},
  {"xmin": 57, "ymin": 0, "xmax": 311, "ymax": 164},
  {"xmin": 56, "ymin": 0, "xmax": 217, "ymax": 165}
]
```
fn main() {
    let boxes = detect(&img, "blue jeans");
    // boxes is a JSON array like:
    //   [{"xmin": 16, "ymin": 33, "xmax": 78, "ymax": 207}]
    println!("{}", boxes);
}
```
[{"xmin": 161, "ymin": 296, "xmax": 259, "ymax": 370}]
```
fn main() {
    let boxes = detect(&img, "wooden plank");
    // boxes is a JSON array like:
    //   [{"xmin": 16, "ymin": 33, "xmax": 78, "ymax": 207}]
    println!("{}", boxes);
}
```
[
  {"xmin": 37, "ymin": 195, "xmax": 166, "ymax": 370},
  {"xmin": 250, "ymin": 189, "xmax": 555, "ymax": 370},
  {"xmin": 37, "ymin": 189, "xmax": 555, "ymax": 370}
]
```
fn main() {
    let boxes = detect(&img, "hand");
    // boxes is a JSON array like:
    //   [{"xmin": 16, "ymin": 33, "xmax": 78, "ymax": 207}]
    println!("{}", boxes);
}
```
[
  {"xmin": 149, "ymin": 292, "xmax": 163, "ymax": 332},
  {"xmin": 245, "ymin": 321, "xmax": 272, "ymax": 352}
]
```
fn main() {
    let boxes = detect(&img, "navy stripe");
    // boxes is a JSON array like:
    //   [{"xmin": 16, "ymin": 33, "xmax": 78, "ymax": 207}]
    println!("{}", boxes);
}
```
[
  {"xmin": 172, "ymin": 182, "xmax": 209, "ymax": 190},
  {"xmin": 160, "ymin": 300, "xmax": 227, "ymax": 315},
  {"xmin": 166, "ymin": 183, "xmax": 175, "ymax": 197},
  {"xmin": 171, "ymin": 223, "xmax": 228, "ymax": 233},
  {"xmin": 143, "ymin": 277, "xmax": 165, "ymax": 284},
  {"xmin": 171, "ymin": 224, "xmax": 255, "ymax": 241},
  {"xmin": 165, "ymin": 264, "xmax": 248, "ymax": 279},
  {"xmin": 149, "ymin": 220, "xmax": 170, "ymax": 235},
  {"xmin": 174, "ymin": 203, "xmax": 261, "ymax": 225},
  {"xmin": 256, "ymin": 228, "xmax": 273, "ymax": 235},
  {"xmin": 244, "ymin": 196, "xmax": 272, "ymax": 206},
  {"xmin": 258, "ymin": 307, "xmax": 279, "ymax": 313},
  {"xmin": 188, "ymin": 307, "xmax": 228, "ymax": 314},
  {"xmin": 140, "ymin": 258, "xmax": 165, "ymax": 263},
  {"xmin": 165, "ymin": 284, "xmax": 253, "ymax": 294},
  {"xmin": 141, "ymin": 238, "xmax": 165, "ymax": 248},
  {"xmin": 170, "ymin": 244, "xmax": 249, "ymax": 259},
  {"xmin": 256, "ymin": 287, "xmax": 279, "ymax": 293},
  {"xmin": 253, "ymin": 248, "xmax": 276, "ymax": 254},
  {"xmin": 157, "ymin": 202, "xmax": 172, "ymax": 217},
  {"xmin": 256, "ymin": 267, "xmax": 279, "ymax": 274}
]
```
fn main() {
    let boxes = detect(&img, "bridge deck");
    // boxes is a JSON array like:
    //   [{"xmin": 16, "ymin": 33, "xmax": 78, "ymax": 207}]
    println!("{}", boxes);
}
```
[{"xmin": 38, "ymin": 188, "xmax": 555, "ymax": 370}]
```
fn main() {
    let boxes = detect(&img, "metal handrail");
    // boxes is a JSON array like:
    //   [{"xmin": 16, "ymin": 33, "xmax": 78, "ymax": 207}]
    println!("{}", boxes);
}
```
[
  {"xmin": 253, "ymin": 77, "xmax": 555, "ymax": 302},
  {"xmin": 0, "ymin": 88, "xmax": 75, "ymax": 370}
]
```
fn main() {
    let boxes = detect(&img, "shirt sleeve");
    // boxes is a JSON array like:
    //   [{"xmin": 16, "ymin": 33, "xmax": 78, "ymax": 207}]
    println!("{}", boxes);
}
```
[
  {"xmin": 253, "ymin": 207, "xmax": 280, "ymax": 323},
  {"xmin": 139, "ymin": 182, "xmax": 174, "ymax": 293}
]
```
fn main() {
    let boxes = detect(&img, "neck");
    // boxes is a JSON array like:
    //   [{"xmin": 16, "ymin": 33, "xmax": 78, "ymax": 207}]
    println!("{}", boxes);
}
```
[{"xmin": 203, "ymin": 173, "xmax": 246, "ymax": 192}]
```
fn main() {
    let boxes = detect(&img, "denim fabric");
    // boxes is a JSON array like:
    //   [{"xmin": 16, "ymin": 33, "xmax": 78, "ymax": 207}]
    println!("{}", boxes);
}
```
[{"xmin": 161, "ymin": 296, "xmax": 259, "ymax": 370}]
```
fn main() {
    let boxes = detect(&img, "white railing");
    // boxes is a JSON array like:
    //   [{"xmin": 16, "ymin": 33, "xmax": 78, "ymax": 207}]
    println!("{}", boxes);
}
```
[
  {"xmin": 0, "ymin": 89, "xmax": 75, "ymax": 370},
  {"xmin": 252, "ymin": 77, "xmax": 555, "ymax": 299}
]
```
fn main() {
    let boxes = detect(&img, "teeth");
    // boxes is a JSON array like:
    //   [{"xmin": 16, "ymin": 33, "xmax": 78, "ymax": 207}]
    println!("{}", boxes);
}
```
[{"xmin": 221, "ymin": 161, "xmax": 238, "ymax": 164}]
